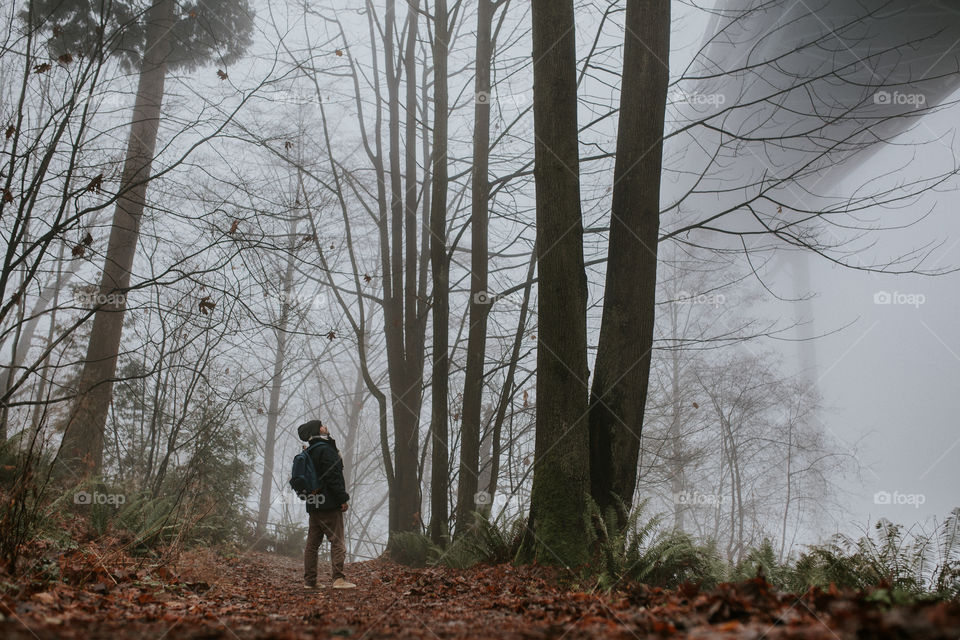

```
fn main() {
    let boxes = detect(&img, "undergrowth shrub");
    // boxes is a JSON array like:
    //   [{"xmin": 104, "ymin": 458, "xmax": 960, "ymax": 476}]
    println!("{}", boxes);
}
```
[
  {"xmin": 588, "ymin": 497, "xmax": 724, "ymax": 590},
  {"xmin": 439, "ymin": 513, "xmax": 525, "ymax": 568},
  {"xmin": 731, "ymin": 538, "xmax": 796, "ymax": 589},
  {"xmin": 388, "ymin": 512, "xmax": 526, "ymax": 569},
  {"xmin": 0, "ymin": 428, "xmax": 56, "ymax": 572},
  {"xmin": 387, "ymin": 531, "xmax": 441, "ymax": 568},
  {"xmin": 790, "ymin": 512, "xmax": 960, "ymax": 599}
]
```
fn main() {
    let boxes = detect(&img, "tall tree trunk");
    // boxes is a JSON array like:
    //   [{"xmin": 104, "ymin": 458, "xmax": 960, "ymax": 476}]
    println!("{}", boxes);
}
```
[
  {"xmin": 383, "ymin": 0, "xmax": 407, "ymax": 535},
  {"xmin": 456, "ymin": 0, "xmax": 495, "ymax": 535},
  {"xmin": 255, "ymin": 225, "xmax": 298, "ymax": 541},
  {"xmin": 588, "ymin": 0, "xmax": 671, "ymax": 520},
  {"xmin": 394, "ymin": 0, "xmax": 424, "ymax": 533},
  {"xmin": 59, "ymin": 0, "xmax": 175, "ymax": 478},
  {"xmin": 521, "ymin": 0, "xmax": 591, "ymax": 567},
  {"xmin": 382, "ymin": 0, "xmax": 424, "ymax": 536},
  {"xmin": 428, "ymin": 0, "xmax": 451, "ymax": 546}
]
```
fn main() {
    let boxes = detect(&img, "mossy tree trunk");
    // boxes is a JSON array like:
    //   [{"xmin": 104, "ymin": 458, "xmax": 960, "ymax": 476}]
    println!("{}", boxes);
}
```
[{"xmin": 522, "ymin": 0, "xmax": 591, "ymax": 568}]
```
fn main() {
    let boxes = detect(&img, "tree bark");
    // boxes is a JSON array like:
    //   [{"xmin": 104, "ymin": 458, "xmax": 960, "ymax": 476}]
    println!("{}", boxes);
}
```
[
  {"xmin": 588, "ymin": 0, "xmax": 671, "ymax": 519},
  {"xmin": 522, "ymin": 0, "xmax": 591, "ymax": 567},
  {"xmin": 381, "ymin": 0, "xmax": 424, "ymax": 535},
  {"xmin": 255, "ymin": 224, "xmax": 298, "ymax": 541},
  {"xmin": 394, "ymin": 0, "xmax": 424, "ymax": 533},
  {"xmin": 456, "ymin": 0, "xmax": 495, "ymax": 535},
  {"xmin": 428, "ymin": 0, "xmax": 451, "ymax": 546},
  {"xmin": 58, "ymin": 0, "xmax": 175, "ymax": 478},
  {"xmin": 383, "ymin": 0, "xmax": 406, "ymax": 534}
]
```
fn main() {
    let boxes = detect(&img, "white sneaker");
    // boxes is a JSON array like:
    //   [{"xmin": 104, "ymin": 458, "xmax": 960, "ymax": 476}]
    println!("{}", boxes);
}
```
[{"xmin": 332, "ymin": 577, "xmax": 357, "ymax": 589}]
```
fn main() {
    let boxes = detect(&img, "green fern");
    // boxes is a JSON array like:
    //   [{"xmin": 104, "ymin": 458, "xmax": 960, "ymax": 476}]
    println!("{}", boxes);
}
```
[
  {"xmin": 588, "ymin": 496, "xmax": 723, "ymax": 590},
  {"xmin": 438, "ymin": 512, "xmax": 526, "ymax": 568}
]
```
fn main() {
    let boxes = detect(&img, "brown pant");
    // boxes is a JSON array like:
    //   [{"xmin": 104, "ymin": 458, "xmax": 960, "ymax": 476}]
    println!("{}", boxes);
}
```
[{"xmin": 304, "ymin": 509, "xmax": 346, "ymax": 584}]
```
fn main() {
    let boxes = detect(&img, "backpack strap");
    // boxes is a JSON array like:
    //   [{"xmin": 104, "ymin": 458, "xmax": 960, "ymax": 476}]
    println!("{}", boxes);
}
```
[{"xmin": 304, "ymin": 440, "xmax": 326, "ymax": 457}]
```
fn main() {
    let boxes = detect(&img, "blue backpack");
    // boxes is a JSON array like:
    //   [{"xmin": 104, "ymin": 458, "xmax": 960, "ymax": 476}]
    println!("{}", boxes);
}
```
[{"xmin": 289, "ymin": 441, "xmax": 324, "ymax": 498}]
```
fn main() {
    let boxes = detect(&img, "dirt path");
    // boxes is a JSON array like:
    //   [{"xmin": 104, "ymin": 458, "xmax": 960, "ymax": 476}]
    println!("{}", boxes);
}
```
[{"xmin": 3, "ymin": 550, "xmax": 960, "ymax": 639}]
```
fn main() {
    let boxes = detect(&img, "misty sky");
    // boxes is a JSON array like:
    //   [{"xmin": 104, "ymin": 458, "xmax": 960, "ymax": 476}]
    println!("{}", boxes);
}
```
[{"xmin": 211, "ymin": 0, "xmax": 960, "ymax": 540}]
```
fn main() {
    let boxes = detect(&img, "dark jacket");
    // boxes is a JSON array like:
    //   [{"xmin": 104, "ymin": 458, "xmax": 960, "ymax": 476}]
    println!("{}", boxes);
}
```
[{"xmin": 304, "ymin": 435, "xmax": 349, "ymax": 513}]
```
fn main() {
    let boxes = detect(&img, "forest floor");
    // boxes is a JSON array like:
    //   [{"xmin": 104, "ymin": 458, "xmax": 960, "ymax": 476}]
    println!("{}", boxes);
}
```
[{"xmin": 2, "ymin": 543, "xmax": 960, "ymax": 639}]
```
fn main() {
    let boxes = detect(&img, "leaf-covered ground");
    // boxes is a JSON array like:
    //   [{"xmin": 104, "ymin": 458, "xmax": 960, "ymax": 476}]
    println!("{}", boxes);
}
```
[{"xmin": 2, "ymin": 545, "xmax": 960, "ymax": 639}]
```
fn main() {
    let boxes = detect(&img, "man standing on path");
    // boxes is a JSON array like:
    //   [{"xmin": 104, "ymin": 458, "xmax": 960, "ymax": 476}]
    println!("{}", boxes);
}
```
[{"xmin": 297, "ymin": 419, "xmax": 357, "ymax": 590}]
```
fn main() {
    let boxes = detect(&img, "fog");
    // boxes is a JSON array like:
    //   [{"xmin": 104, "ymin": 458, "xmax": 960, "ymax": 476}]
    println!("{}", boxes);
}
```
[{"xmin": 3, "ymin": 0, "xmax": 959, "ymax": 566}]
